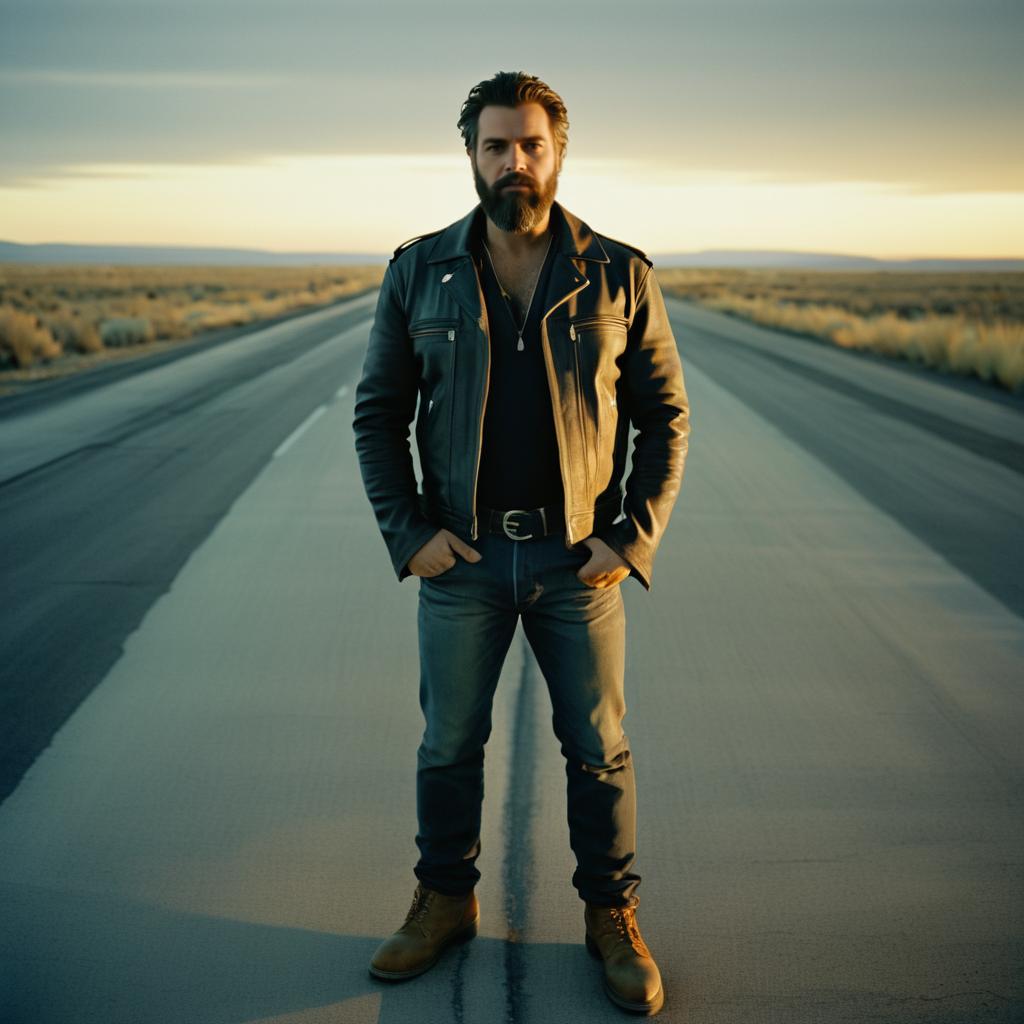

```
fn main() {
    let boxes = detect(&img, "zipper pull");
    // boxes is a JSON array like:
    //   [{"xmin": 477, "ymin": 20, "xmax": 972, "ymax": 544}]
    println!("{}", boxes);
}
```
[
  {"xmin": 569, "ymin": 323, "xmax": 576, "ymax": 341},
  {"xmin": 448, "ymin": 328, "xmax": 455, "ymax": 341}
]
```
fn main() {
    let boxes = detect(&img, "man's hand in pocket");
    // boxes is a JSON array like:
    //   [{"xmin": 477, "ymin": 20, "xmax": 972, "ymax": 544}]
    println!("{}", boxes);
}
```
[
  {"xmin": 577, "ymin": 536, "xmax": 631, "ymax": 588},
  {"xmin": 408, "ymin": 529, "xmax": 483, "ymax": 578}
]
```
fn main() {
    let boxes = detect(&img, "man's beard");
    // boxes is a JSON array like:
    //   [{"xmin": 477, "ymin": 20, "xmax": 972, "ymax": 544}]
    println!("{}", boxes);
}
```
[{"xmin": 472, "ymin": 158, "xmax": 559, "ymax": 234}]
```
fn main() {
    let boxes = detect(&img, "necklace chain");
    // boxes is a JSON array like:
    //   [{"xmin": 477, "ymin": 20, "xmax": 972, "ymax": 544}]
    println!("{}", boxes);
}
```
[{"xmin": 481, "ymin": 232, "xmax": 552, "ymax": 352}]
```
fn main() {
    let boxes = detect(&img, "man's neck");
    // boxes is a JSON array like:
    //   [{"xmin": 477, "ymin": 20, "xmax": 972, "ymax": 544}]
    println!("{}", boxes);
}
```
[{"xmin": 482, "ymin": 208, "xmax": 554, "ymax": 262}]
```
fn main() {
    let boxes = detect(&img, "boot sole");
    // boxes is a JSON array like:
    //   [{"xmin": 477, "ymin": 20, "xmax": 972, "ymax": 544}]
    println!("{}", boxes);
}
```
[
  {"xmin": 368, "ymin": 917, "xmax": 479, "ymax": 981},
  {"xmin": 585, "ymin": 931, "xmax": 665, "ymax": 1015}
]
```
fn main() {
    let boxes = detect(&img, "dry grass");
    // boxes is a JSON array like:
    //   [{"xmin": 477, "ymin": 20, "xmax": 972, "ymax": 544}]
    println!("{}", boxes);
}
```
[
  {"xmin": 657, "ymin": 269, "xmax": 1024, "ymax": 393},
  {"xmin": 0, "ymin": 263, "xmax": 385, "ymax": 380},
  {"xmin": 6, "ymin": 263, "xmax": 1023, "ymax": 397}
]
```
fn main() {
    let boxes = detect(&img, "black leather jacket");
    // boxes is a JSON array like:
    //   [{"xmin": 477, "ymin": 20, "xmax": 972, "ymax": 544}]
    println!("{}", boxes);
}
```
[{"xmin": 353, "ymin": 200, "xmax": 690, "ymax": 590}]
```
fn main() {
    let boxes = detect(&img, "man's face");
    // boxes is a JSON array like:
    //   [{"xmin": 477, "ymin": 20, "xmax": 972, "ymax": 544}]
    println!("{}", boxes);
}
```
[{"xmin": 468, "ymin": 101, "xmax": 562, "ymax": 234}]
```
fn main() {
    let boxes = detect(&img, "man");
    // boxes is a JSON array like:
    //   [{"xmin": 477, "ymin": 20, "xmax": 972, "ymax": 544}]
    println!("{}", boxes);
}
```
[{"xmin": 353, "ymin": 70, "xmax": 690, "ymax": 1015}]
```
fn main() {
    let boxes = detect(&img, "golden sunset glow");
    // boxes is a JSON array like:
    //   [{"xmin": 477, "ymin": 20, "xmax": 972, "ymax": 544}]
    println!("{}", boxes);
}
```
[
  {"xmin": 1, "ymin": 0, "xmax": 1020, "ymax": 260},
  {"xmin": 2, "ymin": 155, "xmax": 1022, "ymax": 259}
]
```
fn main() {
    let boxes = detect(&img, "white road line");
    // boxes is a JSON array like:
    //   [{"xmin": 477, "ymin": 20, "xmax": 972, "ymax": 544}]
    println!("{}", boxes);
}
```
[{"xmin": 273, "ymin": 404, "xmax": 327, "ymax": 458}]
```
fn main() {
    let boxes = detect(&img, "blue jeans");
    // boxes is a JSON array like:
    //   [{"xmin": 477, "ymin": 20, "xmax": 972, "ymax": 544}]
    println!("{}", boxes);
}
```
[{"xmin": 413, "ymin": 528, "xmax": 641, "ymax": 908}]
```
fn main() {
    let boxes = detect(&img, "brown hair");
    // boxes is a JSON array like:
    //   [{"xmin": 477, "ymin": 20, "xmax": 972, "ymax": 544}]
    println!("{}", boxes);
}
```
[{"xmin": 457, "ymin": 71, "xmax": 569, "ymax": 162}]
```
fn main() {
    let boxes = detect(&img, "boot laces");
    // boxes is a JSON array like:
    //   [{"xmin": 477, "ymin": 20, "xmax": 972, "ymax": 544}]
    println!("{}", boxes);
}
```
[
  {"xmin": 608, "ymin": 906, "xmax": 648, "ymax": 954},
  {"xmin": 404, "ymin": 886, "xmax": 436, "ymax": 925}
]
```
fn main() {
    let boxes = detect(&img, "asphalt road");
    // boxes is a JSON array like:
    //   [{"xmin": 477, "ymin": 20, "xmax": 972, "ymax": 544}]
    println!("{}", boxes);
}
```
[{"xmin": 1, "ymin": 290, "xmax": 1021, "ymax": 1023}]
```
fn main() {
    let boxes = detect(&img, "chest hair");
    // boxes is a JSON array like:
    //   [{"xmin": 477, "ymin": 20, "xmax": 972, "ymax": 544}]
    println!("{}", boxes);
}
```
[{"xmin": 485, "ymin": 250, "xmax": 550, "ymax": 324}]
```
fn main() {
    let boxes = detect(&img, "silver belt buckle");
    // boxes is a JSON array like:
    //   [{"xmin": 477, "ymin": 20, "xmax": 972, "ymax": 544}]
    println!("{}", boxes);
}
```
[{"xmin": 502, "ymin": 508, "xmax": 533, "ymax": 540}]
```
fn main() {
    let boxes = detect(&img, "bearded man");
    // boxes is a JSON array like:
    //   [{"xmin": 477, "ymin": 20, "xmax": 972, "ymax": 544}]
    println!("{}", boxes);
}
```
[{"xmin": 353, "ymin": 69, "xmax": 690, "ymax": 1016}]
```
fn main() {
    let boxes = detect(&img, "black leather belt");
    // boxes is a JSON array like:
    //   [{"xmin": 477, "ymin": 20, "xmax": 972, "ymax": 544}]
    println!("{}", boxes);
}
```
[{"xmin": 478, "ymin": 502, "xmax": 565, "ymax": 540}]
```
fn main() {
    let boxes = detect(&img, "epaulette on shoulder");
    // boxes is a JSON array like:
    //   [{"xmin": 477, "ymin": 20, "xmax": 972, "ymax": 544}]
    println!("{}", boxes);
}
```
[
  {"xmin": 597, "ymin": 232, "xmax": 654, "ymax": 268},
  {"xmin": 389, "ymin": 227, "xmax": 444, "ymax": 265}
]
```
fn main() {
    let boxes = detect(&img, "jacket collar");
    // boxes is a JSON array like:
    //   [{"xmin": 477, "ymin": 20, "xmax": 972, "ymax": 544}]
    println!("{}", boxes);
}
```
[{"xmin": 425, "ymin": 199, "xmax": 610, "ymax": 265}]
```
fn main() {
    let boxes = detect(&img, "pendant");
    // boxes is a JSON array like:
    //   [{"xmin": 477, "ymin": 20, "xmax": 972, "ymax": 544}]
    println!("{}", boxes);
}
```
[{"xmin": 517, "ymin": 335, "xmax": 524, "ymax": 351}]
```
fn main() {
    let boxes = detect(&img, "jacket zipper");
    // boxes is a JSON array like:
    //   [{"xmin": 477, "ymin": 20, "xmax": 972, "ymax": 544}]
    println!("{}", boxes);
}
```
[
  {"xmin": 417, "ymin": 328, "xmax": 457, "ymax": 497},
  {"xmin": 410, "ymin": 326, "xmax": 457, "ymax": 339},
  {"xmin": 421, "ymin": 328, "xmax": 456, "ymax": 417},
  {"xmin": 569, "ymin": 322, "xmax": 591, "ymax": 499},
  {"xmin": 471, "ymin": 270, "xmax": 490, "ymax": 541},
  {"xmin": 447, "ymin": 328, "xmax": 457, "ymax": 498},
  {"xmin": 570, "ymin": 314, "xmax": 629, "ymax": 330}
]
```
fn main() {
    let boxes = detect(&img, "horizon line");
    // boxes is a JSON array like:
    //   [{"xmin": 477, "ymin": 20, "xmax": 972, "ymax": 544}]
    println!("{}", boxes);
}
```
[{"xmin": 2, "ymin": 238, "xmax": 1022, "ymax": 264}]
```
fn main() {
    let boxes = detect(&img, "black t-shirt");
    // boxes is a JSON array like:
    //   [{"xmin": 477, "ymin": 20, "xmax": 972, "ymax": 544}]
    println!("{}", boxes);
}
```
[{"xmin": 471, "ymin": 210, "xmax": 565, "ymax": 511}]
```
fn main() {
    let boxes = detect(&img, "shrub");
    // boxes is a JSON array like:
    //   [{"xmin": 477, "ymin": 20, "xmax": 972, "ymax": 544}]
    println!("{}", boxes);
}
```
[
  {"xmin": 99, "ymin": 316, "xmax": 155, "ymax": 347},
  {"xmin": 44, "ymin": 311, "xmax": 104, "ymax": 355},
  {"xmin": 0, "ymin": 305, "xmax": 63, "ymax": 367}
]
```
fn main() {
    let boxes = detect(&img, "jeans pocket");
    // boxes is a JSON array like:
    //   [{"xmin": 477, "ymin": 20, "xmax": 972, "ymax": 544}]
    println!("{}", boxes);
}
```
[{"xmin": 570, "ymin": 546, "xmax": 596, "ymax": 587}]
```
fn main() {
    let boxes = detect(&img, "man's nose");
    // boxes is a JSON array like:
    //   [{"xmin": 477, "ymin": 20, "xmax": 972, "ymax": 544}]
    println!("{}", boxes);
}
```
[{"xmin": 502, "ymin": 144, "xmax": 529, "ymax": 175}]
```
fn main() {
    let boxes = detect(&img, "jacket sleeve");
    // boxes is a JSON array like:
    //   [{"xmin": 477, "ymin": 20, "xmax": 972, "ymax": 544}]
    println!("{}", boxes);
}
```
[
  {"xmin": 352, "ymin": 261, "xmax": 440, "ymax": 582},
  {"xmin": 594, "ymin": 263, "xmax": 691, "ymax": 591}
]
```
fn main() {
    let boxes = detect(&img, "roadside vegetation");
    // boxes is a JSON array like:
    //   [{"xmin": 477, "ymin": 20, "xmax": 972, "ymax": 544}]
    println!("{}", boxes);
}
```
[
  {"xmin": 657, "ymin": 269, "xmax": 1024, "ymax": 393},
  {"xmin": 0, "ymin": 264, "xmax": 384, "ymax": 389},
  {"xmin": 3, "ymin": 264, "xmax": 1023, "ymax": 396}
]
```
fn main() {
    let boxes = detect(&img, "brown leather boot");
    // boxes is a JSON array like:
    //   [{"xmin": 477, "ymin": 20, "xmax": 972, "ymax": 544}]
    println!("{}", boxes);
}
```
[
  {"xmin": 368, "ymin": 882, "xmax": 479, "ymax": 981},
  {"xmin": 584, "ymin": 901, "xmax": 664, "ymax": 1014}
]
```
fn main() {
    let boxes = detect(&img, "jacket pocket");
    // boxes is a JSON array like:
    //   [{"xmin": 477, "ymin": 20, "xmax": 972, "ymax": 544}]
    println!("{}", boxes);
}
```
[
  {"xmin": 409, "ymin": 317, "xmax": 459, "ymax": 342},
  {"xmin": 569, "ymin": 316, "xmax": 628, "ymax": 489},
  {"xmin": 569, "ymin": 314, "xmax": 629, "ymax": 332},
  {"xmin": 410, "ymin": 318, "xmax": 459, "ymax": 505}
]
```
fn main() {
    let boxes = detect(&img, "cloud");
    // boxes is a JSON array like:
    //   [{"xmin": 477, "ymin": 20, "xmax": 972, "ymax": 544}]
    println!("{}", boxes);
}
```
[{"xmin": 1, "ymin": 1, "xmax": 1020, "ymax": 198}]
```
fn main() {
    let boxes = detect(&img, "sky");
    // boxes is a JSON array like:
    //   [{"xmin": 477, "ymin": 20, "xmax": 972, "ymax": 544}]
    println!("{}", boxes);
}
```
[{"xmin": 1, "ymin": 0, "xmax": 1022, "ymax": 259}]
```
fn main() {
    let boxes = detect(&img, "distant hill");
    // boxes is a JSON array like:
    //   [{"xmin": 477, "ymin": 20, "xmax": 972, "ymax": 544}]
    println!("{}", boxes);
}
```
[
  {"xmin": 0, "ymin": 239, "xmax": 1021, "ymax": 272},
  {"xmin": 649, "ymin": 250, "xmax": 1024, "ymax": 272},
  {"xmin": 0, "ymin": 241, "xmax": 384, "ymax": 267}
]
